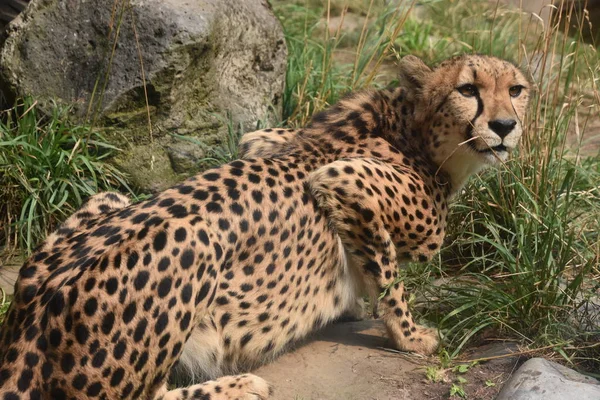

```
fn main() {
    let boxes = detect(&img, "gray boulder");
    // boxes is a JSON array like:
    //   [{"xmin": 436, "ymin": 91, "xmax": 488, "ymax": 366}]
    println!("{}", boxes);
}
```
[
  {"xmin": 496, "ymin": 358, "xmax": 600, "ymax": 400},
  {"xmin": 0, "ymin": 0, "xmax": 286, "ymax": 192}
]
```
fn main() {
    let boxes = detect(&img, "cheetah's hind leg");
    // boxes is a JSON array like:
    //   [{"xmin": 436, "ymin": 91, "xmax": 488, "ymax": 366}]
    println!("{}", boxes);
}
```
[
  {"xmin": 44, "ymin": 191, "xmax": 131, "ymax": 248},
  {"xmin": 155, "ymin": 374, "xmax": 272, "ymax": 400},
  {"xmin": 238, "ymin": 128, "xmax": 298, "ymax": 159}
]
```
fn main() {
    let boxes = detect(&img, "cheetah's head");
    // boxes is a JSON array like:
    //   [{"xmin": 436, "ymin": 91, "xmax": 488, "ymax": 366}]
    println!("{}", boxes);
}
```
[{"xmin": 399, "ymin": 55, "xmax": 530, "ymax": 187}]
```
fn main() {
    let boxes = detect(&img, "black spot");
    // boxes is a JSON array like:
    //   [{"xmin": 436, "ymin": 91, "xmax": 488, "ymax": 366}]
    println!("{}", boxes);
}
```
[
  {"xmin": 153, "ymin": 231, "xmax": 167, "ymax": 252},
  {"xmin": 220, "ymin": 313, "xmax": 231, "ymax": 328},
  {"xmin": 251, "ymin": 190, "xmax": 263, "ymax": 203},
  {"xmin": 258, "ymin": 312, "xmax": 269, "ymax": 322},
  {"xmin": 92, "ymin": 349, "xmax": 107, "ymax": 368},
  {"xmin": 48, "ymin": 292, "xmax": 65, "ymax": 316},
  {"xmin": 158, "ymin": 257, "xmax": 170, "ymax": 272},
  {"xmin": 196, "ymin": 282, "xmax": 212, "ymax": 305},
  {"xmin": 101, "ymin": 312, "xmax": 115, "ymax": 335},
  {"xmin": 155, "ymin": 312, "xmax": 169, "ymax": 335},
  {"xmin": 174, "ymin": 228, "xmax": 187, "ymax": 242},
  {"xmin": 363, "ymin": 260, "xmax": 381, "ymax": 276},
  {"xmin": 133, "ymin": 318, "xmax": 148, "ymax": 342},
  {"xmin": 203, "ymin": 172, "xmax": 220, "ymax": 181},
  {"xmin": 180, "ymin": 250, "xmax": 195, "ymax": 269},
  {"xmin": 216, "ymin": 296, "xmax": 229, "ymax": 305},
  {"xmin": 248, "ymin": 174, "xmax": 261, "ymax": 184},
  {"xmin": 230, "ymin": 203, "xmax": 244, "ymax": 215},
  {"xmin": 84, "ymin": 297, "xmax": 98, "ymax": 316},
  {"xmin": 193, "ymin": 190, "xmax": 209, "ymax": 201},
  {"xmin": 158, "ymin": 278, "xmax": 172, "ymax": 298},
  {"xmin": 17, "ymin": 369, "xmax": 33, "ymax": 391},
  {"xmin": 75, "ymin": 324, "xmax": 89, "ymax": 345},
  {"xmin": 181, "ymin": 284, "xmax": 193, "ymax": 304},
  {"xmin": 180, "ymin": 311, "xmax": 192, "ymax": 331},
  {"xmin": 241, "ymin": 283, "xmax": 253, "ymax": 292},
  {"xmin": 218, "ymin": 218, "xmax": 230, "ymax": 231},
  {"xmin": 110, "ymin": 368, "xmax": 125, "ymax": 387},
  {"xmin": 361, "ymin": 208, "xmax": 374, "ymax": 222},
  {"xmin": 61, "ymin": 353, "xmax": 75, "ymax": 373},
  {"xmin": 49, "ymin": 329, "xmax": 62, "ymax": 348},
  {"xmin": 87, "ymin": 382, "xmax": 102, "ymax": 397},
  {"xmin": 134, "ymin": 271, "xmax": 150, "ymax": 291},
  {"xmin": 122, "ymin": 302, "xmax": 137, "ymax": 324},
  {"xmin": 113, "ymin": 341, "xmax": 127, "ymax": 360},
  {"xmin": 197, "ymin": 230, "xmax": 210, "ymax": 246},
  {"xmin": 126, "ymin": 251, "xmax": 139, "ymax": 270},
  {"xmin": 240, "ymin": 333, "xmax": 253, "ymax": 347},
  {"xmin": 206, "ymin": 202, "xmax": 223, "ymax": 213},
  {"xmin": 25, "ymin": 353, "xmax": 39, "ymax": 368},
  {"xmin": 257, "ymin": 294, "xmax": 268, "ymax": 303},
  {"xmin": 72, "ymin": 373, "xmax": 88, "ymax": 390}
]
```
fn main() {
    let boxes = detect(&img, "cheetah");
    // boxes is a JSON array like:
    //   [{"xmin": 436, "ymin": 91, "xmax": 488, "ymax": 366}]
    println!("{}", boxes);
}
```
[{"xmin": 0, "ymin": 54, "xmax": 529, "ymax": 399}]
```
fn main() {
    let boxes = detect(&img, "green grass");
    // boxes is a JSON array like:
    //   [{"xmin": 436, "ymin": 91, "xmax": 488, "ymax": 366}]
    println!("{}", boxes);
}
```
[
  {"xmin": 273, "ymin": 0, "xmax": 415, "ymax": 126},
  {"xmin": 274, "ymin": 0, "xmax": 600, "ymax": 370},
  {"xmin": 0, "ymin": 289, "xmax": 10, "ymax": 326},
  {"xmin": 0, "ymin": 98, "xmax": 130, "ymax": 253}
]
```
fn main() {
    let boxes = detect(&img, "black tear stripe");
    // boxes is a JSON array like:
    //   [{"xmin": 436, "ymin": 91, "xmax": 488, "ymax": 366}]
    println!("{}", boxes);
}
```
[{"xmin": 466, "ymin": 92, "xmax": 484, "ymax": 140}]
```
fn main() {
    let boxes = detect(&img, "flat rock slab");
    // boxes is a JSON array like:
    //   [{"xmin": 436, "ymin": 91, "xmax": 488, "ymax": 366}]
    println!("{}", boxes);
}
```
[
  {"xmin": 254, "ymin": 320, "xmax": 428, "ymax": 400},
  {"xmin": 496, "ymin": 357, "xmax": 600, "ymax": 400}
]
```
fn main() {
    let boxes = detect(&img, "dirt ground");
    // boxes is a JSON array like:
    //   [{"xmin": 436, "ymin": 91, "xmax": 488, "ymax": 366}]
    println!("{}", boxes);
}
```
[{"xmin": 255, "ymin": 320, "xmax": 522, "ymax": 400}]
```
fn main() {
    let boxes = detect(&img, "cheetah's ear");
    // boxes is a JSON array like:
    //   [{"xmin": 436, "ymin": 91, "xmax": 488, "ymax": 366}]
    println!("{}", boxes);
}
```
[{"xmin": 398, "ymin": 55, "xmax": 432, "ymax": 91}]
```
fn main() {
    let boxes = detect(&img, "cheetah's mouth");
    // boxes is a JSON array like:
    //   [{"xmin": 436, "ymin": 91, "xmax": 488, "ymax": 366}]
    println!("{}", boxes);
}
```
[{"xmin": 478, "ymin": 144, "xmax": 507, "ymax": 153}]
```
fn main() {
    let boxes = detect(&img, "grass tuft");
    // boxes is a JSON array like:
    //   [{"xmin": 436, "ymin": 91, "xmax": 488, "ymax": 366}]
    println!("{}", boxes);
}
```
[{"xmin": 0, "ymin": 98, "xmax": 130, "ymax": 253}]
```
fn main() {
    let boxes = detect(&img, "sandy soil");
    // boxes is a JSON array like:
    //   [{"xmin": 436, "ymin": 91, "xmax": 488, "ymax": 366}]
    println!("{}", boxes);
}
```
[{"xmin": 255, "ymin": 320, "xmax": 522, "ymax": 400}]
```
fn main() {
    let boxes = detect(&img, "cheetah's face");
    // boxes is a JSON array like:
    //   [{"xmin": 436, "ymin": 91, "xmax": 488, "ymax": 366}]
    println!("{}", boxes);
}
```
[
  {"xmin": 400, "ymin": 55, "xmax": 530, "ymax": 166},
  {"xmin": 440, "ymin": 57, "xmax": 530, "ymax": 164}
]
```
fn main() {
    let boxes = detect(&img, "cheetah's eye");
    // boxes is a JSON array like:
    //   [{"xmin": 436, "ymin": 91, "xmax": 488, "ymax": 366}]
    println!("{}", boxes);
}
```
[
  {"xmin": 509, "ymin": 85, "xmax": 524, "ymax": 97},
  {"xmin": 457, "ymin": 84, "xmax": 477, "ymax": 98}
]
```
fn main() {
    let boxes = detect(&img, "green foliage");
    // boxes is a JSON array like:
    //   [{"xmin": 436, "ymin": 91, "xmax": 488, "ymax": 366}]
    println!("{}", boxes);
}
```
[
  {"xmin": 425, "ymin": 365, "xmax": 446, "ymax": 383},
  {"xmin": 0, "ymin": 290, "xmax": 10, "ymax": 326},
  {"xmin": 421, "ymin": 151, "xmax": 600, "ymax": 359},
  {"xmin": 449, "ymin": 377, "xmax": 467, "ymax": 398},
  {"xmin": 273, "ymin": 1, "xmax": 414, "ymax": 126},
  {"xmin": 0, "ymin": 98, "xmax": 130, "ymax": 253}
]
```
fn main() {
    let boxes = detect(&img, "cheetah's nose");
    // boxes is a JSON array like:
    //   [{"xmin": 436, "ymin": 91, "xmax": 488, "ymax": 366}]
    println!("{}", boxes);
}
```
[{"xmin": 488, "ymin": 119, "xmax": 517, "ymax": 139}]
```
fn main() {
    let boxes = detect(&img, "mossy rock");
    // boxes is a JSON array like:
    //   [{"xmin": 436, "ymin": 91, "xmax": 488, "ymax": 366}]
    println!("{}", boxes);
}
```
[{"xmin": 0, "ymin": 0, "xmax": 287, "ymax": 192}]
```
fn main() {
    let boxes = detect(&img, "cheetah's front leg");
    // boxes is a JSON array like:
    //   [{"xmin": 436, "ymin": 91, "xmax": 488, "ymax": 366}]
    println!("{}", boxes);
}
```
[
  {"xmin": 309, "ymin": 158, "xmax": 440, "ymax": 355},
  {"xmin": 155, "ymin": 374, "xmax": 271, "ymax": 400}
]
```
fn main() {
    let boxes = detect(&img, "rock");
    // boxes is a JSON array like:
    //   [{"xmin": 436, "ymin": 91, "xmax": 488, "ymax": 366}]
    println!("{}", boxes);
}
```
[
  {"xmin": 496, "ymin": 358, "xmax": 600, "ymax": 400},
  {"xmin": 0, "ymin": 0, "xmax": 286, "ymax": 191},
  {"xmin": 166, "ymin": 140, "xmax": 208, "ymax": 175}
]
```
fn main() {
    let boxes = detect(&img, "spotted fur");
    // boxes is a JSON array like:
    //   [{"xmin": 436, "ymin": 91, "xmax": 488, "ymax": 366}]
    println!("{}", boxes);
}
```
[{"xmin": 0, "ymin": 55, "xmax": 529, "ymax": 399}]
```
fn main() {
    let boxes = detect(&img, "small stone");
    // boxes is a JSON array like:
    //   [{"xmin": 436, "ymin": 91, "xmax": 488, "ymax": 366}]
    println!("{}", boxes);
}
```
[
  {"xmin": 166, "ymin": 139, "xmax": 206, "ymax": 175},
  {"xmin": 496, "ymin": 358, "xmax": 600, "ymax": 400}
]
